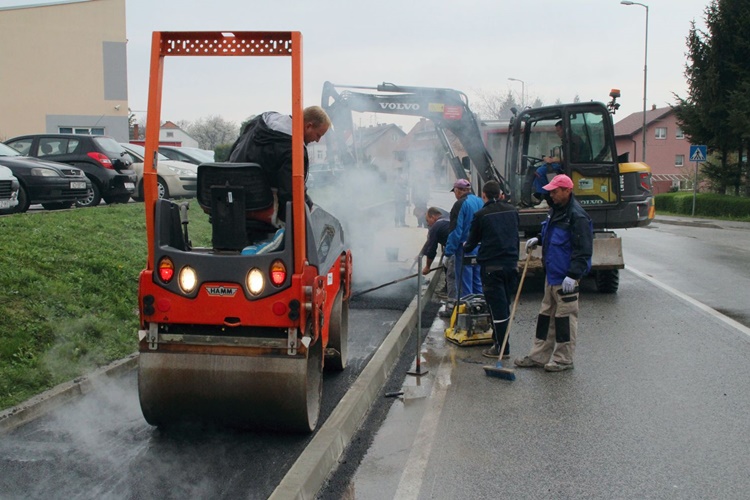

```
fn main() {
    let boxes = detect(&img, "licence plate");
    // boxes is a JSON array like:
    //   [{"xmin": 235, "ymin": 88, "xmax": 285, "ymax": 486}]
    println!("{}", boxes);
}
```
[
  {"xmin": 124, "ymin": 182, "xmax": 135, "ymax": 190},
  {"xmin": 70, "ymin": 181, "xmax": 87, "ymax": 189},
  {"xmin": 0, "ymin": 200, "xmax": 10, "ymax": 209}
]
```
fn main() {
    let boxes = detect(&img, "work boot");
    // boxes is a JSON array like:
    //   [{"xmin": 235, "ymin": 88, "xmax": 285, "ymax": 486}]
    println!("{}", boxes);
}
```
[
  {"xmin": 482, "ymin": 346, "xmax": 510, "ymax": 359},
  {"xmin": 514, "ymin": 356, "xmax": 544, "ymax": 368},
  {"xmin": 544, "ymin": 361, "xmax": 574, "ymax": 372}
]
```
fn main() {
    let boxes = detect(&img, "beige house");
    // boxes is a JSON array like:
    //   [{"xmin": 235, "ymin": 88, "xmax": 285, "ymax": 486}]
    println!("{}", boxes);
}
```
[{"xmin": 0, "ymin": 0, "xmax": 129, "ymax": 142}]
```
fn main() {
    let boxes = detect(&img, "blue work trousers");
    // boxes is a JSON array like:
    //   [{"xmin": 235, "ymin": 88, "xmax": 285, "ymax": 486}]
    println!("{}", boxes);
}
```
[{"xmin": 455, "ymin": 246, "xmax": 482, "ymax": 298}]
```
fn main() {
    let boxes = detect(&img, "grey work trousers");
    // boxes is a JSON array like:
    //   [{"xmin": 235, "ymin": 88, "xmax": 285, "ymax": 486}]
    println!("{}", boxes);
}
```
[
  {"xmin": 444, "ymin": 255, "xmax": 457, "ymax": 301},
  {"xmin": 527, "ymin": 278, "xmax": 579, "ymax": 365}
]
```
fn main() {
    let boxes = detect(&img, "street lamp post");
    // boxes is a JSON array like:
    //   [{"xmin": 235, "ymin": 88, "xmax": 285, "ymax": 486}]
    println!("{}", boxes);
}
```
[
  {"xmin": 621, "ymin": 0, "xmax": 649, "ymax": 163},
  {"xmin": 508, "ymin": 77, "xmax": 525, "ymax": 109}
]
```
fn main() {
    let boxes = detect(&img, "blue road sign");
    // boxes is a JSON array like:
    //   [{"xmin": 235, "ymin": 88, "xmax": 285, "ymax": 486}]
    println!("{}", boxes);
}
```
[{"xmin": 689, "ymin": 145, "xmax": 707, "ymax": 163}]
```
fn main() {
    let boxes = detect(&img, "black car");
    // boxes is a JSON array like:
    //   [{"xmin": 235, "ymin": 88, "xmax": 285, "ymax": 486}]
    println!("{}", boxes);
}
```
[
  {"xmin": 4, "ymin": 134, "xmax": 136, "ymax": 207},
  {"xmin": 0, "ymin": 142, "xmax": 91, "ymax": 213}
]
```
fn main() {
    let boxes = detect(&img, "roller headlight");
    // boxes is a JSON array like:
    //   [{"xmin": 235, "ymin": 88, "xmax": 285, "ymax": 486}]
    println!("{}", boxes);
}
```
[
  {"xmin": 178, "ymin": 266, "xmax": 197, "ymax": 293},
  {"xmin": 247, "ymin": 268, "xmax": 265, "ymax": 296}
]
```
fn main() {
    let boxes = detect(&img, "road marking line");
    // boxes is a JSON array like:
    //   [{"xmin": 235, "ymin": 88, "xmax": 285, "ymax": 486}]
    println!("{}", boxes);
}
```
[
  {"xmin": 393, "ymin": 354, "xmax": 452, "ymax": 500},
  {"xmin": 627, "ymin": 266, "xmax": 750, "ymax": 339}
]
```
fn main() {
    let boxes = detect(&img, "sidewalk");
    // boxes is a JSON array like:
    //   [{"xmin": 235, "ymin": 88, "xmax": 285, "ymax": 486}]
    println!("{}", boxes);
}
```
[{"xmin": 653, "ymin": 214, "xmax": 750, "ymax": 231}]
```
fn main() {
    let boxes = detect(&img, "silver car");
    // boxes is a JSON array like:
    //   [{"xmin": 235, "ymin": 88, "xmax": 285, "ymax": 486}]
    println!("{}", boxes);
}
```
[
  {"xmin": 120, "ymin": 143, "xmax": 198, "ymax": 201},
  {"xmin": 0, "ymin": 165, "xmax": 20, "ymax": 212}
]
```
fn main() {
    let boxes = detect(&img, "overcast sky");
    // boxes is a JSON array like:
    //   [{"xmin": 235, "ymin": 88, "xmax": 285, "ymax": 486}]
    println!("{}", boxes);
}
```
[{"xmin": 2, "ymin": 0, "xmax": 710, "ymax": 128}]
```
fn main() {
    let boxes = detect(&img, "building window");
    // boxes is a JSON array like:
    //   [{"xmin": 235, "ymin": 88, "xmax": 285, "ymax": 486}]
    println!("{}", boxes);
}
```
[
  {"xmin": 655, "ymin": 127, "xmax": 667, "ymax": 139},
  {"xmin": 58, "ymin": 127, "xmax": 105, "ymax": 135},
  {"xmin": 675, "ymin": 128, "xmax": 684, "ymax": 139},
  {"xmin": 675, "ymin": 155, "xmax": 684, "ymax": 167},
  {"xmin": 166, "ymin": 131, "xmax": 174, "ymax": 138},
  {"xmin": 316, "ymin": 150, "xmax": 324, "ymax": 160}
]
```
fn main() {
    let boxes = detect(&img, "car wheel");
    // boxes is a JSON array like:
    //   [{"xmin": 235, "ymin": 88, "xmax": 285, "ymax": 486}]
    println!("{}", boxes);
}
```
[
  {"xmin": 157, "ymin": 177, "xmax": 169, "ymax": 199},
  {"xmin": 41, "ymin": 202, "xmax": 73, "ymax": 210},
  {"xmin": 14, "ymin": 185, "xmax": 31, "ymax": 213},
  {"xmin": 76, "ymin": 183, "xmax": 101, "ymax": 208}
]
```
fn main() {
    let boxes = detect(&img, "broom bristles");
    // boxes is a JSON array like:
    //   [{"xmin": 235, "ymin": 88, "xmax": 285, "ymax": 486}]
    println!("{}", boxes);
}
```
[{"xmin": 483, "ymin": 364, "xmax": 516, "ymax": 381}]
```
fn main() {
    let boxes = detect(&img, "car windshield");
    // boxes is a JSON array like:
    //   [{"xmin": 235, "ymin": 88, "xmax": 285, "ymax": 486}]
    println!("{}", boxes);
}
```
[
  {"xmin": 122, "ymin": 143, "xmax": 170, "ymax": 161},
  {"xmin": 0, "ymin": 143, "xmax": 21, "ymax": 157}
]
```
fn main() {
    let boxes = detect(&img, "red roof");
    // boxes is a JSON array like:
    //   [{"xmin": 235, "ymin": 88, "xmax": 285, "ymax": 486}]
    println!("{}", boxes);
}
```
[{"xmin": 614, "ymin": 106, "xmax": 673, "ymax": 138}]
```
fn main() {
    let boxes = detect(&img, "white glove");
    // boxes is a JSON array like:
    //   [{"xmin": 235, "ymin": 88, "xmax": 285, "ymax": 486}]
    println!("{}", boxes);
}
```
[
  {"xmin": 525, "ymin": 237, "xmax": 539, "ymax": 251},
  {"xmin": 562, "ymin": 276, "xmax": 577, "ymax": 294}
]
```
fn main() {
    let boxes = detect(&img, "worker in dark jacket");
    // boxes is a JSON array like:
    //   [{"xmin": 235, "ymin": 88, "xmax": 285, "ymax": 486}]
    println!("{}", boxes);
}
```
[
  {"xmin": 464, "ymin": 180, "xmax": 520, "ymax": 359},
  {"xmin": 515, "ymin": 174, "xmax": 593, "ymax": 372},
  {"xmin": 228, "ymin": 106, "xmax": 331, "ymax": 223},
  {"xmin": 418, "ymin": 206, "xmax": 451, "ymax": 276}
]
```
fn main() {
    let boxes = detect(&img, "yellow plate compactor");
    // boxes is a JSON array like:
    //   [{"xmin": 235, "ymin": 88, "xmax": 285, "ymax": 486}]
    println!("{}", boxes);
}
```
[{"xmin": 444, "ymin": 293, "xmax": 494, "ymax": 346}]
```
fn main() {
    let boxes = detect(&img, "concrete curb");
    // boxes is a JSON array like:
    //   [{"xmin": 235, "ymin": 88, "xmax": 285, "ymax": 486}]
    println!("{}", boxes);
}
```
[
  {"xmin": 269, "ymin": 271, "xmax": 442, "ymax": 500},
  {"xmin": 0, "ymin": 353, "xmax": 139, "ymax": 435}
]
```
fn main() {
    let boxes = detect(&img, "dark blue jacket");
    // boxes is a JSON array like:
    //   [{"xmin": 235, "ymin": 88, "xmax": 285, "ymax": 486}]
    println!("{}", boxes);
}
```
[
  {"xmin": 464, "ymin": 199, "xmax": 519, "ymax": 268},
  {"xmin": 540, "ymin": 194, "xmax": 593, "ymax": 284},
  {"xmin": 419, "ymin": 218, "xmax": 450, "ymax": 260}
]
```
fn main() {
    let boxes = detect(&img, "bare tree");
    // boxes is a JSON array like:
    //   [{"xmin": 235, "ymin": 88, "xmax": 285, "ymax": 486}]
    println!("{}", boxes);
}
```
[
  {"xmin": 473, "ymin": 89, "xmax": 518, "ymax": 121},
  {"xmin": 186, "ymin": 115, "xmax": 239, "ymax": 150}
]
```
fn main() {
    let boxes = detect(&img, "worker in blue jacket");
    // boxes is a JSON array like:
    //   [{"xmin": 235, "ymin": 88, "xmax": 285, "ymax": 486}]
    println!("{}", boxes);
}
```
[
  {"xmin": 445, "ymin": 178, "xmax": 484, "ymax": 299},
  {"xmin": 515, "ymin": 174, "xmax": 592, "ymax": 372}
]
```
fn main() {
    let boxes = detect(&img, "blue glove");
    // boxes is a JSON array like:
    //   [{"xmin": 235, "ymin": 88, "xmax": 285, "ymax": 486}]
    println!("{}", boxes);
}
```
[
  {"xmin": 525, "ymin": 237, "xmax": 539, "ymax": 251},
  {"xmin": 562, "ymin": 276, "xmax": 577, "ymax": 294}
]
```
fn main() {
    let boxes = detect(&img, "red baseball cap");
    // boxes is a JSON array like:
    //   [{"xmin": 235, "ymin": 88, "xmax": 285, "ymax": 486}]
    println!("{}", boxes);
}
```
[{"xmin": 542, "ymin": 174, "xmax": 574, "ymax": 191}]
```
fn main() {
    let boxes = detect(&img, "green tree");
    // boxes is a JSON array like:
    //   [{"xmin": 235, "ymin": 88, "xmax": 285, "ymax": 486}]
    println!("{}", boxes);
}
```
[{"xmin": 674, "ymin": 0, "xmax": 750, "ymax": 195}]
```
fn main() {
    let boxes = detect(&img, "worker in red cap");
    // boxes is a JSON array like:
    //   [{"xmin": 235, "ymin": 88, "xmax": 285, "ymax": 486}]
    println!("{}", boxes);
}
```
[{"xmin": 514, "ymin": 174, "xmax": 593, "ymax": 372}]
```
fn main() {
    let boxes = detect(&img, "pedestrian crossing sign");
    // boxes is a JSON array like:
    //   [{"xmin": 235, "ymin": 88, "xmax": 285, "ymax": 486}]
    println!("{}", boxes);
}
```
[{"xmin": 689, "ymin": 145, "xmax": 707, "ymax": 163}]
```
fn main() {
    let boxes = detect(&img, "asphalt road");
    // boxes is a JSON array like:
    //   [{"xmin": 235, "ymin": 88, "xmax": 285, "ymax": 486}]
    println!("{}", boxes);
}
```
[
  {"xmin": 0, "ymin": 301, "xmax": 413, "ymax": 499},
  {"xmin": 620, "ymin": 217, "xmax": 750, "ymax": 327},
  {"xmin": 324, "ymin": 217, "xmax": 750, "ymax": 499}
]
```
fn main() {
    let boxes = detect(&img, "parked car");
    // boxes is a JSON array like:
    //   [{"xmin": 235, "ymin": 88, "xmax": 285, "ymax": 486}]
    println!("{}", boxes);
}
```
[
  {"xmin": 4, "ymin": 134, "xmax": 136, "ymax": 207},
  {"xmin": 0, "ymin": 142, "xmax": 91, "ymax": 213},
  {"xmin": 120, "ymin": 143, "xmax": 198, "ymax": 201},
  {"xmin": 0, "ymin": 164, "xmax": 20, "ymax": 212},
  {"xmin": 158, "ymin": 146, "xmax": 215, "ymax": 165}
]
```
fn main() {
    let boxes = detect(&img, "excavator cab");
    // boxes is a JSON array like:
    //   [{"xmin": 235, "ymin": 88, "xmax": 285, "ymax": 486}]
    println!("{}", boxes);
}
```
[{"xmin": 511, "ymin": 106, "xmax": 620, "ymax": 211}]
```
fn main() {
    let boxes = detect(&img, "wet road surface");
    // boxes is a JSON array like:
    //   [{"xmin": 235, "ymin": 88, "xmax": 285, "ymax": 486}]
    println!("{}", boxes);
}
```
[
  {"xmin": 321, "ymin": 225, "xmax": 750, "ymax": 499},
  {"xmin": 0, "ymin": 293, "xmax": 415, "ymax": 499}
]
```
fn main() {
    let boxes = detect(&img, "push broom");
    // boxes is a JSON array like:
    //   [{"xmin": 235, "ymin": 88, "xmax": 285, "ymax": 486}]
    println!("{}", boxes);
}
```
[{"xmin": 483, "ymin": 251, "xmax": 532, "ymax": 380}]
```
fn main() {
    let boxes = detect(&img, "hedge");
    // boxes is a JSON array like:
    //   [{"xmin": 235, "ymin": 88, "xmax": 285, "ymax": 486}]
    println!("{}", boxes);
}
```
[{"xmin": 655, "ymin": 192, "xmax": 750, "ymax": 219}]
